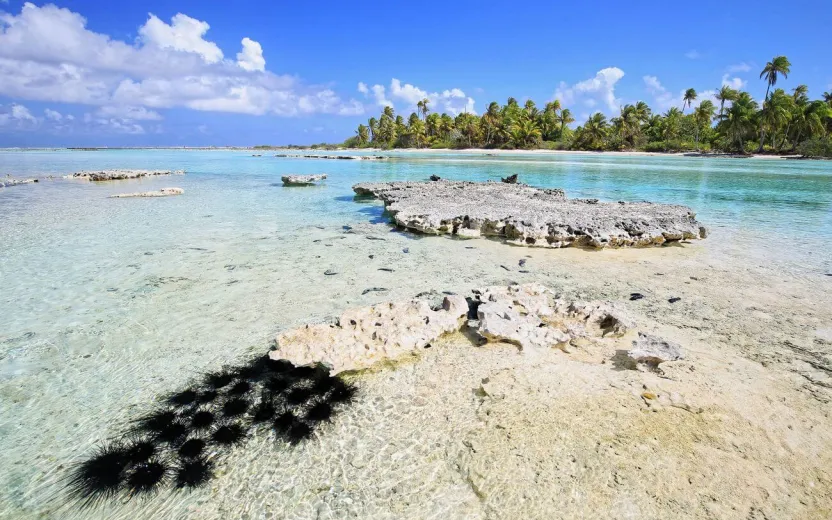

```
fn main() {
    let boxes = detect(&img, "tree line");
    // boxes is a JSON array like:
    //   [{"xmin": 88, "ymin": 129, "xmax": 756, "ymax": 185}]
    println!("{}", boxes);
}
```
[{"xmin": 345, "ymin": 56, "xmax": 832, "ymax": 157}]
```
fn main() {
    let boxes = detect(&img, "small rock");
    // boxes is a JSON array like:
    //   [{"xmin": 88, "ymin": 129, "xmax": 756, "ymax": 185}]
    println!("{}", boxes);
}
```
[
  {"xmin": 368, "ymin": 255, "xmax": 375, "ymax": 259},
  {"xmin": 402, "ymin": 248, "xmax": 409, "ymax": 253},
  {"xmin": 343, "ymin": 225, "xmax": 353, "ymax": 231},
  {"xmin": 362, "ymin": 287, "xmax": 387, "ymax": 295},
  {"xmin": 518, "ymin": 270, "xmax": 530, "ymax": 274},
  {"xmin": 429, "ymin": 175, "xmax": 441, "ymax": 181},
  {"xmin": 324, "ymin": 270, "xmax": 337, "ymax": 276},
  {"xmin": 378, "ymin": 268, "xmax": 394, "ymax": 272},
  {"xmin": 629, "ymin": 293, "xmax": 645, "ymax": 301},
  {"xmin": 668, "ymin": 297, "xmax": 681, "ymax": 303},
  {"xmin": 519, "ymin": 259, "xmax": 526, "ymax": 267},
  {"xmin": 501, "ymin": 174, "xmax": 518, "ymax": 184},
  {"xmin": 366, "ymin": 236, "xmax": 385, "ymax": 241},
  {"xmin": 628, "ymin": 333, "xmax": 684, "ymax": 367},
  {"xmin": 500, "ymin": 265, "xmax": 510, "ymax": 271}
]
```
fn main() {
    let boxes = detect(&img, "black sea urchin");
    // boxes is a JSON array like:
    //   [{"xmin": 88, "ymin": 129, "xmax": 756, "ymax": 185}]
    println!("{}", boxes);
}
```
[
  {"xmin": 132, "ymin": 410, "xmax": 177, "ymax": 435},
  {"xmin": 286, "ymin": 421, "xmax": 313, "ymax": 444},
  {"xmin": 196, "ymin": 389, "xmax": 219, "ymax": 404},
  {"xmin": 211, "ymin": 422, "xmax": 246, "ymax": 446},
  {"xmin": 329, "ymin": 381, "xmax": 357, "ymax": 404},
  {"xmin": 124, "ymin": 459, "xmax": 168, "ymax": 496},
  {"xmin": 286, "ymin": 387, "xmax": 313, "ymax": 406},
  {"xmin": 226, "ymin": 380, "xmax": 252, "ymax": 397},
  {"xmin": 265, "ymin": 357, "xmax": 294, "ymax": 374},
  {"xmin": 177, "ymin": 438, "xmax": 206, "ymax": 459},
  {"xmin": 125, "ymin": 439, "xmax": 157, "ymax": 464},
  {"xmin": 166, "ymin": 388, "xmax": 198, "ymax": 407},
  {"xmin": 305, "ymin": 401, "xmax": 334, "ymax": 423},
  {"xmin": 204, "ymin": 370, "xmax": 235, "ymax": 390},
  {"xmin": 190, "ymin": 410, "xmax": 214, "ymax": 431},
  {"xmin": 273, "ymin": 411, "xmax": 295, "ymax": 433},
  {"xmin": 251, "ymin": 399, "xmax": 276, "ymax": 423},
  {"xmin": 153, "ymin": 420, "xmax": 189, "ymax": 445},
  {"xmin": 67, "ymin": 442, "xmax": 128, "ymax": 506},
  {"xmin": 222, "ymin": 397, "xmax": 249, "ymax": 418},
  {"xmin": 175, "ymin": 457, "xmax": 214, "ymax": 489},
  {"xmin": 264, "ymin": 375, "xmax": 291, "ymax": 395}
]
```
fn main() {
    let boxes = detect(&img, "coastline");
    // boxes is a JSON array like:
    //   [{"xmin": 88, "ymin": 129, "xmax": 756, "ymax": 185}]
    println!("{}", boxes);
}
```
[{"xmin": 0, "ymin": 146, "xmax": 812, "ymax": 160}]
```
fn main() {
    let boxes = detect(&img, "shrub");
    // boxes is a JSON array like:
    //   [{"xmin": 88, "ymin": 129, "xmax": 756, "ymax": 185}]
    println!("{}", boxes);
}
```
[{"xmin": 796, "ymin": 137, "xmax": 832, "ymax": 158}]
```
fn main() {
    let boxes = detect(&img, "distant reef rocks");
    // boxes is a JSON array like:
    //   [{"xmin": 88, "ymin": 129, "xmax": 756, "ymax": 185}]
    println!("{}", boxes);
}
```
[
  {"xmin": 109, "ymin": 187, "xmax": 184, "ymax": 198},
  {"xmin": 1, "ymin": 176, "xmax": 38, "ymax": 187},
  {"xmin": 269, "ymin": 283, "xmax": 663, "ymax": 374},
  {"xmin": 353, "ymin": 180, "xmax": 707, "ymax": 248},
  {"xmin": 274, "ymin": 154, "xmax": 388, "ymax": 161},
  {"xmin": 64, "ymin": 169, "xmax": 185, "ymax": 181},
  {"xmin": 281, "ymin": 174, "xmax": 327, "ymax": 186}
]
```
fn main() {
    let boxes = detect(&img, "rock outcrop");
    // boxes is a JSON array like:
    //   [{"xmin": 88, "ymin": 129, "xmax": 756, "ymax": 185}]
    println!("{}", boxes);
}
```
[
  {"xmin": 109, "ymin": 188, "xmax": 184, "ymax": 198},
  {"xmin": 269, "ymin": 283, "xmax": 646, "ymax": 373},
  {"xmin": 627, "ymin": 332, "xmax": 684, "ymax": 367},
  {"xmin": 65, "ymin": 169, "xmax": 185, "ymax": 181},
  {"xmin": 275, "ymin": 154, "xmax": 388, "ymax": 160},
  {"xmin": 0, "ymin": 177, "xmax": 38, "ymax": 187},
  {"xmin": 281, "ymin": 174, "xmax": 327, "ymax": 186},
  {"xmin": 353, "ymin": 180, "xmax": 707, "ymax": 248}
]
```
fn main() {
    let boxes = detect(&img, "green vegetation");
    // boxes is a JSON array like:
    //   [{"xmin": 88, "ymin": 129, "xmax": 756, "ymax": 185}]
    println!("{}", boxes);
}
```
[{"xmin": 349, "ymin": 55, "xmax": 832, "ymax": 156}]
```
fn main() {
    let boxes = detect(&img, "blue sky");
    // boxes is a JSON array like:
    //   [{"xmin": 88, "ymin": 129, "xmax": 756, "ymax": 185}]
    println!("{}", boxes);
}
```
[{"xmin": 0, "ymin": 0, "xmax": 829, "ymax": 146}]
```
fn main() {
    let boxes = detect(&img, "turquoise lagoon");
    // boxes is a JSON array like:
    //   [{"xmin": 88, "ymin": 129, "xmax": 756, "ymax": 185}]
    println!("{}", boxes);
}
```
[{"xmin": 0, "ymin": 149, "xmax": 831, "ymax": 518}]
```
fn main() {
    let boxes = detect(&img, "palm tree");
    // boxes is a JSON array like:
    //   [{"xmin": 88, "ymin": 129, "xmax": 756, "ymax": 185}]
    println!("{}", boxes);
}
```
[
  {"xmin": 715, "ymin": 86, "xmax": 738, "ymax": 118},
  {"xmin": 557, "ymin": 109, "xmax": 574, "ymax": 137},
  {"xmin": 662, "ymin": 107, "xmax": 683, "ymax": 141},
  {"xmin": 355, "ymin": 124, "xmax": 369, "ymax": 146},
  {"xmin": 824, "ymin": 91, "xmax": 832, "ymax": 107},
  {"xmin": 693, "ymin": 100, "xmax": 715, "ymax": 150},
  {"xmin": 367, "ymin": 117, "xmax": 378, "ymax": 142},
  {"xmin": 634, "ymin": 101, "xmax": 652, "ymax": 123},
  {"xmin": 582, "ymin": 112, "xmax": 608, "ymax": 149},
  {"xmin": 417, "ymin": 98, "xmax": 430, "ymax": 120},
  {"xmin": 760, "ymin": 56, "xmax": 791, "ymax": 101},
  {"xmin": 758, "ymin": 55, "xmax": 791, "ymax": 151},
  {"xmin": 759, "ymin": 89, "xmax": 791, "ymax": 151},
  {"xmin": 510, "ymin": 119, "xmax": 542, "ymax": 148},
  {"xmin": 720, "ymin": 92, "xmax": 758, "ymax": 152},
  {"xmin": 682, "ymin": 88, "xmax": 697, "ymax": 113},
  {"xmin": 792, "ymin": 85, "xmax": 809, "ymax": 104},
  {"xmin": 382, "ymin": 106, "xmax": 395, "ymax": 120}
]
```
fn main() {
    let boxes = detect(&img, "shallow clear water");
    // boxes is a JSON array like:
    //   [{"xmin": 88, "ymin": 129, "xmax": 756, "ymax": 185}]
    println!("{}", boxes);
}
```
[{"xmin": 1, "ymin": 149, "xmax": 831, "ymax": 518}]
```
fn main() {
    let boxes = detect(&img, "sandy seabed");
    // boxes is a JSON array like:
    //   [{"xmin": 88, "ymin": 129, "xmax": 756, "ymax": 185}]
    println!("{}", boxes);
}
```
[{"xmin": 4, "ymin": 219, "xmax": 830, "ymax": 519}]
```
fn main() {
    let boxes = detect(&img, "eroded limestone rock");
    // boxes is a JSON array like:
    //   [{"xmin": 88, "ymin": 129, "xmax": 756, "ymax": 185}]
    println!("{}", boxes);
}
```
[
  {"xmin": 65, "ymin": 169, "xmax": 185, "ymax": 181},
  {"xmin": 0, "ymin": 177, "xmax": 38, "ymax": 187},
  {"xmin": 628, "ymin": 332, "xmax": 684, "ymax": 367},
  {"xmin": 353, "ymin": 180, "xmax": 706, "ymax": 248},
  {"xmin": 270, "ymin": 283, "xmax": 642, "ymax": 373},
  {"xmin": 269, "ymin": 294, "xmax": 469, "ymax": 374},
  {"xmin": 281, "ymin": 174, "xmax": 327, "ymax": 186},
  {"xmin": 109, "ymin": 187, "xmax": 184, "ymax": 198}
]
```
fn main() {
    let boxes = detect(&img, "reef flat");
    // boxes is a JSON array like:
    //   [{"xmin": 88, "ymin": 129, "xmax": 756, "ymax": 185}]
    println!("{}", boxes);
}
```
[
  {"xmin": 109, "ymin": 188, "xmax": 184, "ymax": 198},
  {"xmin": 353, "ymin": 180, "xmax": 707, "ymax": 248},
  {"xmin": 65, "ymin": 170, "xmax": 185, "ymax": 181},
  {"xmin": 281, "ymin": 174, "xmax": 327, "ymax": 186}
]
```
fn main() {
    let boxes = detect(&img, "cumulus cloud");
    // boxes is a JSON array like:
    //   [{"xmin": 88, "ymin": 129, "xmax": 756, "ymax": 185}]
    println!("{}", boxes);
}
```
[
  {"xmin": 44, "ymin": 108, "xmax": 62, "ymax": 121},
  {"xmin": 0, "ymin": 103, "xmax": 37, "ymax": 127},
  {"xmin": 0, "ymin": 3, "xmax": 362, "ymax": 119},
  {"xmin": 236, "ymin": 37, "xmax": 265, "ymax": 72},
  {"xmin": 685, "ymin": 50, "xmax": 701, "ymax": 60},
  {"xmin": 359, "ymin": 79, "xmax": 475, "ymax": 115},
  {"xmin": 555, "ymin": 67, "xmax": 625, "ymax": 114},
  {"xmin": 97, "ymin": 105, "xmax": 163, "ymax": 120},
  {"xmin": 138, "ymin": 13, "xmax": 223, "ymax": 64},
  {"xmin": 643, "ymin": 75, "xmax": 678, "ymax": 112},
  {"xmin": 727, "ymin": 62, "xmax": 752, "ymax": 73},
  {"xmin": 721, "ymin": 74, "xmax": 746, "ymax": 90}
]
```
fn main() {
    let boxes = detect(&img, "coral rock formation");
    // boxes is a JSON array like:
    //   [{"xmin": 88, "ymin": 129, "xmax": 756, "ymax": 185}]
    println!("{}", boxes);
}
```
[{"xmin": 353, "ymin": 180, "xmax": 707, "ymax": 248}]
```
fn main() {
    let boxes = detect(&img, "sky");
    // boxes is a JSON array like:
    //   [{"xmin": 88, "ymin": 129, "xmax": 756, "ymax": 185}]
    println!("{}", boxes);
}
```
[{"xmin": 0, "ymin": 0, "xmax": 830, "ymax": 147}]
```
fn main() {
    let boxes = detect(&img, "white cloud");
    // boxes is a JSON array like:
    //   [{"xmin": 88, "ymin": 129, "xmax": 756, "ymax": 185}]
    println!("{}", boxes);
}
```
[
  {"xmin": 139, "ymin": 13, "xmax": 223, "ymax": 64},
  {"xmin": 359, "ymin": 79, "xmax": 475, "ymax": 115},
  {"xmin": 0, "ymin": 3, "xmax": 362, "ymax": 119},
  {"xmin": 721, "ymin": 74, "xmax": 746, "ymax": 90},
  {"xmin": 0, "ymin": 103, "xmax": 37, "ymax": 127},
  {"xmin": 97, "ymin": 105, "xmax": 163, "ymax": 120},
  {"xmin": 66, "ymin": 114, "xmax": 75, "ymax": 121},
  {"xmin": 44, "ymin": 108, "xmax": 62, "ymax": 121},
  {"xmin": 236, "ymin": 37, "xmax": 265, "ymax": 72},
  {"xmin": 685, "ymin": 50, "xmax": 701, "ymax": 60},
  {"xmin": 727, "ymin": 62, "xmax": 751, "ymax": 73},
  {"xmin": 643, "ymin": 75, "xmax": 677, "ymax": 112},
  {"xmin": 555, "ymin": 67, "xmax": 625, "ymax": 114}
]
